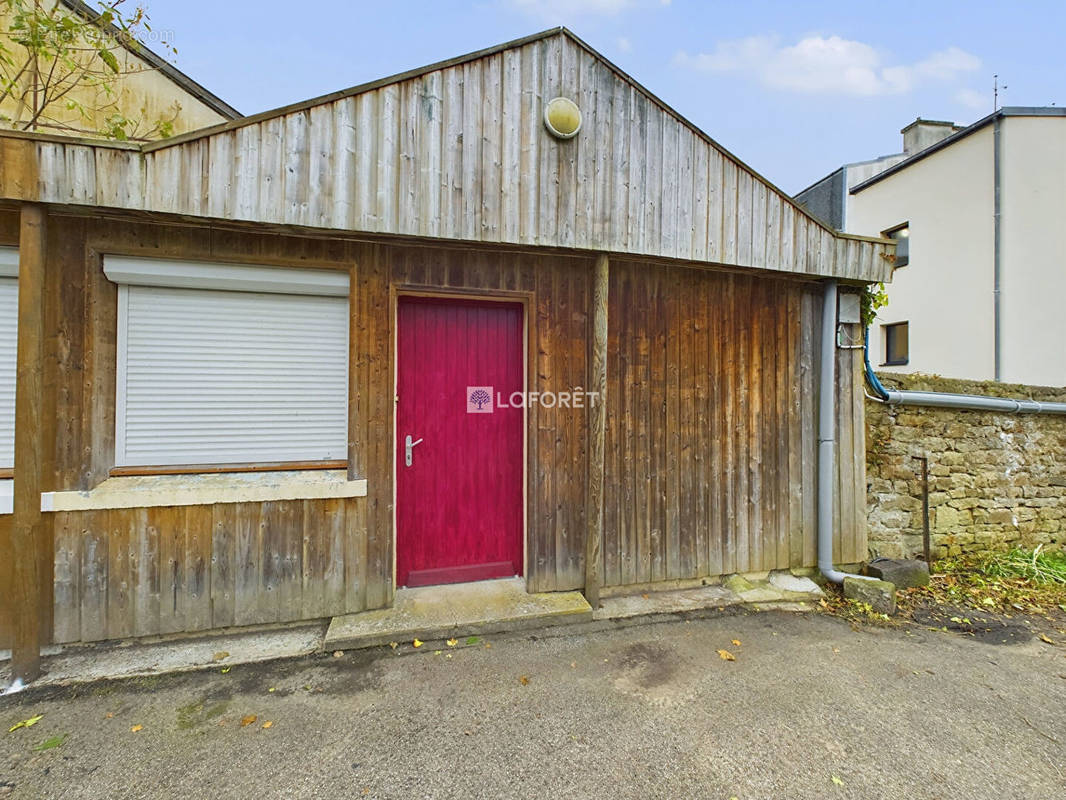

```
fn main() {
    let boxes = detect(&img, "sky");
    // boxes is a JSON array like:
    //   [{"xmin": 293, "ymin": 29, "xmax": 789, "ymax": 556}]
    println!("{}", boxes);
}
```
[{"xmin": 143, "ymin": 0, "xmax": 1065, "ymax": 194}]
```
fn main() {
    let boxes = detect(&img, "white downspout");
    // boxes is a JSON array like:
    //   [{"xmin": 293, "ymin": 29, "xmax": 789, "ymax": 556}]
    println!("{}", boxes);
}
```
[{"xmin": 819, "ymin": 280, "xmax": 876, "ymax": 585}]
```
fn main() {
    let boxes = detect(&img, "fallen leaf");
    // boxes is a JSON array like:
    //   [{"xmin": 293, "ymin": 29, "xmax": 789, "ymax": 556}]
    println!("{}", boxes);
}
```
[
  {"xmin": 268, "ymin": 687, "xmax": 276, "ymax": 693},
  {"xmin": 212, "ymin": 651, "xmax": 229, "ymax": 662},
  {"xmin": 220, "ymin": 667, "xmax": 231, "ymax": 674},
  {"xmin": 104, "ymin": 712, "xmax": 114, "ymax": 719},
  {"xmin": 130, "ymin": 725, "xmax": 143, "ymax": 733},
  {"xmin": 433, "ymin": 650, "xmax": 442, "ymax": 656},
  {"xmin": 262, "ymin": 721, "xmax": 273, "ymax": 729},
  {"xmin": 240, "ymin": 715, "xmax": 258, "ymax": 728},
  {"xmin": 413, "ymin": 639, "xmax": 423, "ymax": 648},
  {"xmin": 570, "ymin": 662, "xmax": 576, "ymax": 669},
  {"xmin": 33, "ymin": 734, "xmax": 67, "ymax": 751},
  {"xmin": 333, "ymin": 650, "xmax": 344, "ymax": 658},
  {"xmin": 717, "ymin": 649, "xmax": 736, "ymax": 662},
  {"xmin": 389, "ymin": 641, "xmax": 399, "ymax": 649},
  {"xmin": 641, "ymin": 593, "xmax": 650, "ymax": 599},
  {"xmin": 465, "ymin": 636, "xmax": 480, "ymax": 645},
  {"xmin": 446, "ymin": 638, "xmax": 458, "ymax": 647},
  {"xmin": 8, "ymin": 715, "xmax": 43, "ymax": 733},
  {"xmin": 831, "ymin": 775, "xmax": 844, "ymax": 786},
  {"xmin": 731, "ymin": 639, "xmax": 742, "ymax": 647},
  {"xmin": 1040, "ymin": 634, "xmax": 1055, "ymax": 645},
  {"xmin": 484, "ymin": 643, "xmax": 491, "ymax": 649},
  {"xmin": 518, "ymin": 675, "xmax": 530, "ymax": 685}
]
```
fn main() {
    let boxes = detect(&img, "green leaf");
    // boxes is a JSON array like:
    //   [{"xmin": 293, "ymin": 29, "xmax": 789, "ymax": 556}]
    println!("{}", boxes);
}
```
[
  {"xmin": 33, "ymin": 734, "xmax": 67, "ymax": 751},
  {"xmin": 465, "ymin": 636, "xmax": 481, "ymax": 645},
  {"xmin": 98, "ymin": 48, "xmax": 119, "ymax": 74},
  {"xmin": 831, "ymin": 775, "xmax": 845, "ymax": 787},
  {"xmin": 8, "ymin": 714, "xmax": 44, "ymax": 732}
]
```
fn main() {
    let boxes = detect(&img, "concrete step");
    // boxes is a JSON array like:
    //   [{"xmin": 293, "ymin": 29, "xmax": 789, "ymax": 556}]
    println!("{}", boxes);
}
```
[{"xmin": 324, "ymin": 578, "xmax": 593, "ymax": 650}]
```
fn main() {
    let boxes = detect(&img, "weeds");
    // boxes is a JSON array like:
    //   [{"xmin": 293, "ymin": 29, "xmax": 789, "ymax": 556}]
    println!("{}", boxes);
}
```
[
  {"xmin": 898, "ymin": 547, "xmax": 1066, "ymax": 615},
  {"xmin": 981, "ymin": 546, "xmax": 1066, "ymax": 586}
]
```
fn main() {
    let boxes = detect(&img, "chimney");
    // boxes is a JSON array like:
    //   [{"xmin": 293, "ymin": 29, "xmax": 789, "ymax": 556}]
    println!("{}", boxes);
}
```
[{"xmin": 901, "ymin": 118, "xmax": 963, "ymax": 155}]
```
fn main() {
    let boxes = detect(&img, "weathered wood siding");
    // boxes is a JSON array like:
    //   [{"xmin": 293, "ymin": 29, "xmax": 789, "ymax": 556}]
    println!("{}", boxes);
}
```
[
  {"xmin": 51, "ymin": 499, "xmax": 355, "ymax": 643},
  {"xmin": 599, "ymin": 262, "xmax": 865, "ymax": 588},
  {"xmin": 0, "ymin": 30, "xmax": 893, "ymax": 283},
  {"xmin": 33, "ymin": 216, "xmax": 386, "ymax": 643},
  {"xmin": 0, "ymin": 208, "xmax": 867, "ymax": 645}
]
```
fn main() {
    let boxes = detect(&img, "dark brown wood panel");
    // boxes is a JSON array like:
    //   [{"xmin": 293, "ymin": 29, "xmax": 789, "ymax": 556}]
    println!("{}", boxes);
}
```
[
  {"xmin": 31, "ymin": 212, "xmax": 865, "ymax": 643},
  {"xmin": 599, "ymin": 262, "xmax": 865, "ymax": 588}
]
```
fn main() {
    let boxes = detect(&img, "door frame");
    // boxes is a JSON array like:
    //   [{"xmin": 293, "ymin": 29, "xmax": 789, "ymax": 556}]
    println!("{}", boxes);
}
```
[{"xmin": 390, "ymin": 285, "xmax": 533, "ymax": 592}]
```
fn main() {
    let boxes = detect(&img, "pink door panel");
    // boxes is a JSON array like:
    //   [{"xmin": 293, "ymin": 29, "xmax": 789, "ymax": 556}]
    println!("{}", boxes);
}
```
[{"xmin": 395, "ymin": 297, "xmax": 524, "ymax": 588}]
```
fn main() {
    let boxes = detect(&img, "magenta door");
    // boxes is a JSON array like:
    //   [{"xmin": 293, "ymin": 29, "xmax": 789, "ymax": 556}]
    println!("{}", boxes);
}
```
[{"xmin": 396, "ymin": 296, "xmax": 525, "ymax": 588}]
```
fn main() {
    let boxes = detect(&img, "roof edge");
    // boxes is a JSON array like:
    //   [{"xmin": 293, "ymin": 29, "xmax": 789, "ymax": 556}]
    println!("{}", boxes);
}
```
[
  {"xmin": 792, "ymin": 166, "xmax": 845, "ymax": 202},
  {"xmin": 60, "ymin": 0, "xmax": 241, "ymax": 121},
  {"xmin": 141, "ymin": 27, "xmax": 567, "ymax": 152},
  {"xmin": 0, "ymin": 127, "xmax": 142, "ymax": 150},
  {"xmin": 851, "ymin": 106, "xmax": 1066, "ymax": 194}
]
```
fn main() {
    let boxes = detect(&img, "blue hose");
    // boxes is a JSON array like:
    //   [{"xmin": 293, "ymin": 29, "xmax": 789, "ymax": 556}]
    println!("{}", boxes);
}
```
[{"xmin": 863, "ymin": 326, "xmax": 890, "ymax": 400}]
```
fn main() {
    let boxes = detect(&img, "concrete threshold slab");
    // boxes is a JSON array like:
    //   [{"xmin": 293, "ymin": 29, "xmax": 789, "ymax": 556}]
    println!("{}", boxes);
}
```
[
  {"xmin": 325, "ymin": 578, "xmax": 593, "ymax": 650},
  {"xmin": 2, "ymin": 571, "xmax": 823, "ymax": 691},
  {"xmin": 1, "ymin": 624, "xmax": 326, "ymax": 695}
]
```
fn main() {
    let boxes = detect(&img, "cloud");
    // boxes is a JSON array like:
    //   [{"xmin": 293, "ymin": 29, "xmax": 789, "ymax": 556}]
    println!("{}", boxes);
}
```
[
  {"xmin": 675, "ymin": 35, "xmax": 981, "ymax": 97},
  {"xmin": 954, "ymin": 88, "xmax": 988, "ymax": 111},
  {"xmin": 617, "ymin": 36, "xmax": 632, "ymax": 53}
]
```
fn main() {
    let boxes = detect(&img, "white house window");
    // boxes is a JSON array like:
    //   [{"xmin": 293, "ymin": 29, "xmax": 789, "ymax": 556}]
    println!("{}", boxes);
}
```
[
  {"xmin": 885, "ymin": 223, "xmax": 909, "ymax": 268},
  {"xmin": 883, "ymin": 321, "xmax": 909, "ymax": 366},
  {"xmin": 104, "ymin": 256, "xmax": 350, "ymax": 469},
  {"xmin": 0, "ymin": 246, "xmax": 18, "ymax": 470}
]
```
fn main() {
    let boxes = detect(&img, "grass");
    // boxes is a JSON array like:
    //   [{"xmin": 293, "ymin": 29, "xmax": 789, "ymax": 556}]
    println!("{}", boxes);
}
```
[
  {"xmin": 981, "ymin": 546, "xmax": 1066, "ymax": 586},
  {"xmin": 898, "ymin": 546, "xmax": 1066, "ymax": 616},
  {"xmin": 821, "ymin": 547, "xmax": 1066, "ymax": 626}
]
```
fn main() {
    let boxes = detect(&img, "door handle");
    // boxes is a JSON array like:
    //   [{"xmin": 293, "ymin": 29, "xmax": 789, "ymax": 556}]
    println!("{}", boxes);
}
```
[{"xmin": 405, "ymin": 435, "xmax": 424, "ymax": 467}]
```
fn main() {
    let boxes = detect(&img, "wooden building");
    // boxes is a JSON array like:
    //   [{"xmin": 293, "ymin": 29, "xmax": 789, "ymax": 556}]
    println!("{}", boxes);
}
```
[{"xmin": 0, "ymin": 28, "xmax": 893, "ymax": 677}]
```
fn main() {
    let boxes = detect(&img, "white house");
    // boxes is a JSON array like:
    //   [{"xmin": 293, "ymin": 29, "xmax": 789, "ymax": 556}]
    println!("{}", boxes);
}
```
[{"xmin": 796, "ymin": 109, "xmax": 1066, "ymax": 388}]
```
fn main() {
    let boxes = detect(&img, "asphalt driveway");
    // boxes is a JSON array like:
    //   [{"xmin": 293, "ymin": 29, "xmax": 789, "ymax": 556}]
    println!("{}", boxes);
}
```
[{"xmin": 2, "ymin": 610, "xmax": 1064, "ymax": 799}]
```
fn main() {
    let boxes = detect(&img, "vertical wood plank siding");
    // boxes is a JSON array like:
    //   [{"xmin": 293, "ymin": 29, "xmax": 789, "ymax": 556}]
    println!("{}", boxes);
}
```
[
  {"xmin": 6, "ymin": 208, "xmax": 868, "ymax": 646},
  {"xmin": 10, "ymin": 31, "xmax": 892, "ymax": 284},
  {"xmin": 600, "ymin": 261, "xmax": 866, "ymax": 587}
]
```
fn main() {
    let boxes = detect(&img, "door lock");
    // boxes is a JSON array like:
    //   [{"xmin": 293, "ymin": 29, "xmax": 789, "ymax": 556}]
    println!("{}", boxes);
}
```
[{"xmin": 404, "ymin": 435, "xmax": 423, "ymax": 467}]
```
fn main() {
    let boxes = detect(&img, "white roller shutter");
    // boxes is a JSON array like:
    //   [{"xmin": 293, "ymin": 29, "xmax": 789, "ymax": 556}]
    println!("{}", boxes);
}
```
[
  {"xmin": 111, "ymin": 259, "xmax": 349, "ymax": 468},
  {"xmin": 0, "ymin": 247, "xmax": 17, "ymax": 469}
]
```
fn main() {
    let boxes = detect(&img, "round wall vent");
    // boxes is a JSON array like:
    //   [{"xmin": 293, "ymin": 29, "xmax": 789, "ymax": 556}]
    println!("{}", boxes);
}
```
[{"xmin": 543, "ymin": 97, "xmax": 582, "ymax": 139}]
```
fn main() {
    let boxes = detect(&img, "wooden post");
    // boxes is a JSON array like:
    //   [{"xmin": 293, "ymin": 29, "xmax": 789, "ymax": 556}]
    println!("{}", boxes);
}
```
[
  {"xmin": 585, "ymin": 254, "xmax": 608, "ymax": 609},
  {"xmin": 10, "ymin": 204, "xmax": 46, "ymax": 682}
]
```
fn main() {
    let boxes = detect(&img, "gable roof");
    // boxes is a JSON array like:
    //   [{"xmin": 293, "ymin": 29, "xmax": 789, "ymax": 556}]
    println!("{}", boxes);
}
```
[
  {"xmin": 1, "ymin": 27, "xmax": 891, "ymax": 283},
  {"xmin": 851, "ymin": 106, "xmax": 1066, "ymax": 194},
  {"xmin": 60, "ymin": 0, "xmax": 241, "ymax": 121}
]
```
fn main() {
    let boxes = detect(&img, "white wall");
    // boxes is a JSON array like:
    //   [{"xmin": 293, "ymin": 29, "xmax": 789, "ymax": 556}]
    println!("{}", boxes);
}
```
[
  {"xmin": 847, "ymin": 127, "xmax": 996, "ymax": 381},
  {"xmin": 999, "ymin": 116, "xmax": 1066, "ymax": 386}
]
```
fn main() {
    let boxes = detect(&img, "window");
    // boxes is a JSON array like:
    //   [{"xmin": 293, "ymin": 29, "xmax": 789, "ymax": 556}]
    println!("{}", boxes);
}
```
[
  {"xmin": 0, "ymin": 247, "xmax": 17, "ymax": 470},
  {"xmin": 885, "ymin": 224, "xmax": 909, "ymax": 268},
  {"xmin": 105, "ymin": 256, "xmax": 349, "ymax": 469},
  {"xmin": 883, "ymin": 322, "xmax": 909, "ymax": 366}
]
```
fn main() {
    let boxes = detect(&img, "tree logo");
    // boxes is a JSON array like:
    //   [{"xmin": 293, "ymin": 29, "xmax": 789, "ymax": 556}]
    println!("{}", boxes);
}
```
[{"xmin": 466, "ymin": 386, "xmax": 494, "ymax": 414}]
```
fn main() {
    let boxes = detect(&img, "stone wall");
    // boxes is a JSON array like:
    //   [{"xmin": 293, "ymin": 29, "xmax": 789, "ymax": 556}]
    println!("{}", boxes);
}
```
[{"xmin": 866, "ymin": 374, "xmax": 1066, "ymax": 559}]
